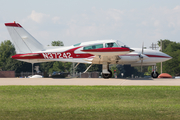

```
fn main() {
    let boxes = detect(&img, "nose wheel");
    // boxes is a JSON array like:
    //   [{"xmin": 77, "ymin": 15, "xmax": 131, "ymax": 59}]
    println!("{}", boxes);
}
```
[
  {"xmin": 151, "ymin": 72, "xmax": 159, "ymax": 78},
  {"xmin": 151, "ymin": 65, "xmax": 159, "ymax": 78},
  {"xmin": 102, "ymin": 70, "xmax": 112, "ymax": 79}
]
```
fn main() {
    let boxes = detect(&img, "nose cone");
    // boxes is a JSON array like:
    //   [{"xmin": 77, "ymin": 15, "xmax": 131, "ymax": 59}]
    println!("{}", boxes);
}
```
[
  {"xmin": 166, "ymin": 54, "xmax": 172, "ymax": 60},
  {"xmin": 159, "ymin": 51, "xmax": 172, "ymax": 61}
]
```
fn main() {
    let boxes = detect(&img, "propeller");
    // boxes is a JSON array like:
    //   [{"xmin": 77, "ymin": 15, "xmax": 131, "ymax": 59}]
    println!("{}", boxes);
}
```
[{"xmin": 140, "ymin": 42, "xmax": 144, "ymax": 72}]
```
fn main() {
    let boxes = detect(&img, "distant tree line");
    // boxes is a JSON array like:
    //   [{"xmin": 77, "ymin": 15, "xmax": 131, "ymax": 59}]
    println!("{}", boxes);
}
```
[
  {"xmin": 156, "ymin": 39, "xmax": 180, "ymax": 76},
  {"xmin": 0, "ymin": 40, "xmax": 32, "ymax": 73}
]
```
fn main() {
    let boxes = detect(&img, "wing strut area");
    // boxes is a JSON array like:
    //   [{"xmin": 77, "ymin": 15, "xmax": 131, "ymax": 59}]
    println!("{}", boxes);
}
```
[{"xmin": 83, "ymin": 64, "xmax": 93, "ymax": 73}]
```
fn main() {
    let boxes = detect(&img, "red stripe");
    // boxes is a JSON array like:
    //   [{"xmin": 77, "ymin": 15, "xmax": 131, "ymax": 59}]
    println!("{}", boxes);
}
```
[
  {"xmin": 12, "ymin": 53, "xmax": 93, "ymax": 59},
  {"xmin": 145, "ymin": 54, "xmax": 171, "ymax": 58},
  {"xmin": 120, "ymin": 54, "xmax": 171, "ymax": 58},
  {"xmin": 5, "ymin": 23, "xmax": 22, "ymax": 27},
  {"xmin": 12, "ymin": 53, "xmax": 43, "ymax": 59},
  {"xmin": 120, "ymin": 54, "xmax": 138, "ymax": 56},
  {"xmin": 11, "ymin": 47, "xmax": 94, "ymax": 59},
  {"xmin": 81, "ymin": 47, "xmax": 130, "ymax": 52}
]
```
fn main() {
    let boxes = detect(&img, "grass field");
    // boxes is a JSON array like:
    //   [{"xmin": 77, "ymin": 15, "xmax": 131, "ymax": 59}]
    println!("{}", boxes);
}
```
[{"xmin": 0, "ymin": 86, "xmax": 180, "ymax": 120}]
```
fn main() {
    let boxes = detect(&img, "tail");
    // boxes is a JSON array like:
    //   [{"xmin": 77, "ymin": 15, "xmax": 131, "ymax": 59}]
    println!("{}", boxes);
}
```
[{"xmin": 5, "ymin": 22, "xmax": 44, "ymax": 54}]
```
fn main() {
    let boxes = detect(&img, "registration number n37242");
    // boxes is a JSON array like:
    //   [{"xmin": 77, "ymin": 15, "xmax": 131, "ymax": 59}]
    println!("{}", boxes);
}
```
[{"xmin": 42, "ymin": 52, "xmax": 72, "ymax": 59}]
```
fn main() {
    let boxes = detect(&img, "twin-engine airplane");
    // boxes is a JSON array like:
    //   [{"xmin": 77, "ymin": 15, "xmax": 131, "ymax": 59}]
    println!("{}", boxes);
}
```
[{"xmin": 5, "ymin": 22, "xmax": 172, "ymax": 78}]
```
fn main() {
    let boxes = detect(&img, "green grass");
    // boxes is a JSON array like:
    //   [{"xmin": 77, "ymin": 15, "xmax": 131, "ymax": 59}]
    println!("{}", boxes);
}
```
[{"xmin": 0, "ymin": 86, "xmax": 180, "ymax": 120}]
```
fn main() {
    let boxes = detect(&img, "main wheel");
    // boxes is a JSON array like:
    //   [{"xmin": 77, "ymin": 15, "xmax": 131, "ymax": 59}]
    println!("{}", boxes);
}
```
[
  {"xmin": 151, "ymin": 72, "xmax": 159, "ymax": 78},
  {"xmin": 102, "ymin": 70, "xmax": 112, "ymax": 79}
]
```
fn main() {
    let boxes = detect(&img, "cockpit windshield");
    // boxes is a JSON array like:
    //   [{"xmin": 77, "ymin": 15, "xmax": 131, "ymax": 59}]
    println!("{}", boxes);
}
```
[
  {"xmin": 105, "ymin": 41, "xmax": 128, "ymax": 48},
  {"xmin": 117, "ymin": 40, "xmax": 128, "ymax": 47}
]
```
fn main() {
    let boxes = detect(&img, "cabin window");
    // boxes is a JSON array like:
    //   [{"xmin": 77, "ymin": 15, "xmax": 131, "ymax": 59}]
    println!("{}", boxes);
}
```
[
  {"xmin": 105, "ymin": 42, "xmax": 118, "ymax": 48},
  {"xmin": 83, "ymin": 44, "xmax": 103, "ymax": 50}
]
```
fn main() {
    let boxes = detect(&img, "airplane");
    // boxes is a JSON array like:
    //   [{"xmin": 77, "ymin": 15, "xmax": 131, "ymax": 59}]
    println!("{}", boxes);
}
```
[{"xmin": 5, "ymin": 22, "xmax": 172, "ymax": 79}]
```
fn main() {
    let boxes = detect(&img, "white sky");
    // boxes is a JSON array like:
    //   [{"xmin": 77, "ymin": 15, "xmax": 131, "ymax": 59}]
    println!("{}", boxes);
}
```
[{"xmin": 1, "ymin": 0, "xmax": 180, "ymax": 48}]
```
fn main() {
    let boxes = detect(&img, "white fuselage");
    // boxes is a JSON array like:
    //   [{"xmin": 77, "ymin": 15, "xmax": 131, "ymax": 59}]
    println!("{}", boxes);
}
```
[{"xmin": 15, "ymin": 44, "xmax": 171, "ymax": 67}]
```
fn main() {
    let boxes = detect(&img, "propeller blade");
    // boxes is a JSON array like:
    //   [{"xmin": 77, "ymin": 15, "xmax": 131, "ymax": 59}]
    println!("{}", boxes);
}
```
[
  {"xmin": 142, "ymin": 42, "xmax": 144, "ymax": 54},
  {"xmin": 141, "ymin": 59, "xmax": 143, "ymax": 72},
  {"xmin": 141, "ymin": 42, "xmax": 144, "ymax": 72}
]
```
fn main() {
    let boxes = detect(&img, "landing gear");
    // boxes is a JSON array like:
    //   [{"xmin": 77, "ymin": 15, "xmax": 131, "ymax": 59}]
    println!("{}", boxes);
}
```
[
  {"xmin": 151, "ymin": 65, "xmax": 159, "ymax": 78},
  {"xmin": 83, "ymin": 63, "xmax": 113, "ymax": 78},
  {"xmin": 102, "ymin": 62, "xmax": 112, "ymax": 79},
  {"xmin": 151, "ymin": 72, "xmax": 159, "ymax": 78},
  {"xmin": 102, "ymin": 70, "xmax": 112, "ymax": 79}
]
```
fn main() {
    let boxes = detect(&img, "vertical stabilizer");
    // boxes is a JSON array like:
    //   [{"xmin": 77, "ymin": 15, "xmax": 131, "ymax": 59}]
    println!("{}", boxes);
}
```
[{"xmin": 5, "ymin": 22, "xmax": 44, "ymax": 54}]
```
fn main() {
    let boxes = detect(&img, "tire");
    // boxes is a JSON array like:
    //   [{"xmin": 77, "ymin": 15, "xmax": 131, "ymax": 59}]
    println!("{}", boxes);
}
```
[
  {"xmin": 102, "ymin": 70, "xmax": 112, "ymax": 79},
  {"xmin": 151, "ymin": 72, "xmax": 159, "ymax": 78}
]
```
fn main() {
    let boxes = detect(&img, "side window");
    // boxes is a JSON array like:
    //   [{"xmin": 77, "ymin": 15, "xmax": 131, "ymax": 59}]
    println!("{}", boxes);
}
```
[
  {"xmin": 83, "ymin": 44, "xmax": 103, "ymax": 50},
  {"xmin": 105, "ymin": 42, "xmax": 118, "ymax": 48},
  {"xmin": 83, "ymin": 46, "xmax": 92, "ymax": 50},
  {"xmin": 95, "ymin": 44, "xmax": 103, "ymax": 49}
]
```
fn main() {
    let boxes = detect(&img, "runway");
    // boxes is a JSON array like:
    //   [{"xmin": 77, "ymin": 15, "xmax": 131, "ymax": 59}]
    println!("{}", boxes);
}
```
[{"xmin": 0, "ymin": 78, "xmax": 180, "ymax": 86}]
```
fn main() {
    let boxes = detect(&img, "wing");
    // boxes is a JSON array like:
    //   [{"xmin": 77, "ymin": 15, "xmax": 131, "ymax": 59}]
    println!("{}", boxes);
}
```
[
  {"xmin": 81, "ymin": 47, "xmax": 134, "ymax": 64},
  {"xmin": 81, "ymin": 47, "xmax": 132, "ymax": 56}
]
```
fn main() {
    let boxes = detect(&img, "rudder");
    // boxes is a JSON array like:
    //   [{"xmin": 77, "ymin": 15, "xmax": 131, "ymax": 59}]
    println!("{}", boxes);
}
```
[{"xmin": 5, "ymin": 22, "xmax": 44, "ymax": 54}]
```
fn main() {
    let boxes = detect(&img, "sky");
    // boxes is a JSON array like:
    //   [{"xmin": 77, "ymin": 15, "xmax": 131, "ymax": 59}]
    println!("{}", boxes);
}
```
[{"xmin": 0, "ymin": 0, "xmax": 180, "ymax": 48}]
